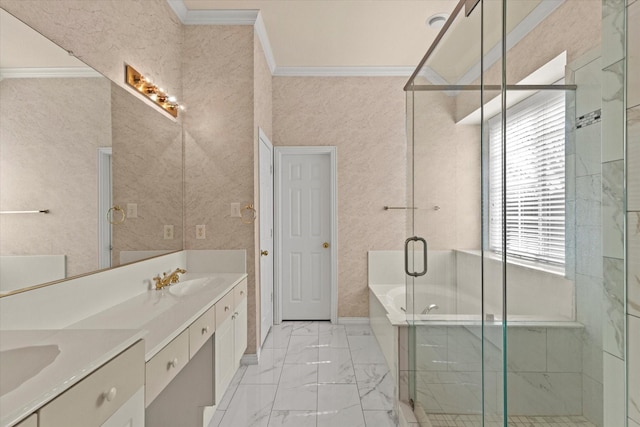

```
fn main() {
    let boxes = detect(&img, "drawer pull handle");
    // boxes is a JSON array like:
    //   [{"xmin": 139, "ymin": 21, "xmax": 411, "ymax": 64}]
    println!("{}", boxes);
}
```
[
  {"xmin": 103, "ymin": 387, "xmax": 117, "ymax": 402},
  {"xmin": 232, "ymin": 314, "xmax": 236, "ymax": 320},
  {"xmin": 169, "ymin": 358, "xmax": 178, "ymax": 368},
  {"xmin": 225, "ymin": 306, "xmax": 230, "ymax": 312},
  {"xmin": 240, "ymin": 290, "xmax": 244, "ymax": 295},
  {"xmin": 234, "ymin": 312, "xmax": 239, "ymax": 317},
  {"xmin": 202, "ymin": 326, "xmax": 210, "ymax": 334}
]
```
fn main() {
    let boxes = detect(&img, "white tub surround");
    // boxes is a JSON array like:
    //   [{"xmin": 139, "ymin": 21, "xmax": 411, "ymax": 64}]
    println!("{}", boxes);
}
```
[
  {"xmin": 0, "ymin": 250, "xmax": 247, "ymax": 427},
  {"xmin": 368, "ymin": 250, "xmax": 586, "ymax": 417},
  {"xmin": 0, "ymin": 330, "xmax": 144, "ymax": 427}
]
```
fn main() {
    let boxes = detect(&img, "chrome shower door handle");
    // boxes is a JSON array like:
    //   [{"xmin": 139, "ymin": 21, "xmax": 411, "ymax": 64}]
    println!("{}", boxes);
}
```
[{"xmin": 404, "ymin": 236, "xmax": 428, "ymax": 277}]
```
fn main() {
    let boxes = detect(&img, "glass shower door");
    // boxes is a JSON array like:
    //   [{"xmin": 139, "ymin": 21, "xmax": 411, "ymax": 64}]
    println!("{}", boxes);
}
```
[{"xmin": 404, "ymin": 1, "xmax": 487, "ymax": 423}]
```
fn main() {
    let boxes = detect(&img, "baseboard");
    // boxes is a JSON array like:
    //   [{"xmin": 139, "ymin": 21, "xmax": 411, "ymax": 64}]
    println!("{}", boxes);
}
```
[
  {"xmin": 201, "ymin": 405, "xmax": 217, "ymax": 427},
  {"xmin": 241, "ymin": 352, "xmax": 259, "ymax": 365},
  {"xmin": 337, "ymin": 317, "xmax": 370, "ymax": 325}
]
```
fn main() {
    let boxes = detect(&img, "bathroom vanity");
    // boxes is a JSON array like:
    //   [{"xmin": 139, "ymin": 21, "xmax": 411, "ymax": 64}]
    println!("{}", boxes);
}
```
[{"xmin": 0, "ymin": 250, "xmax": 248, "ymax": 427}]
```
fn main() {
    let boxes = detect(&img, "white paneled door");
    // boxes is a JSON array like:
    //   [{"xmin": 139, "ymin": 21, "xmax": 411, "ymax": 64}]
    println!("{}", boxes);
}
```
[
  {"xmin": 277, "ymin": 149, "xmax": 334, "ymax": 320},
  {"xmin": 259, "ymin": 130, "xmax": 274, "ymax": 345}
]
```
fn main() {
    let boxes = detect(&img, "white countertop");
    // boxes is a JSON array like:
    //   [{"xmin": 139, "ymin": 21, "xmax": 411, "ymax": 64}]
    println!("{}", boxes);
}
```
[
  {"xmin": 0, "ymin": 272, "xmax": 247, "ymax": 426},
  {"xmin": 68, "ymin": 273, "xmax": 247, "ymax": 360},
  {"xmin": 0, "ymin": 329, "xmax": 145, "ymax": 427}
]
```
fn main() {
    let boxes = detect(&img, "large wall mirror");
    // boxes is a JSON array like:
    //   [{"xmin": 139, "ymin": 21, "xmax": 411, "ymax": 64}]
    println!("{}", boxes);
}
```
[{"xmin": 0, "ymin": 8, "xmax": 184, "ymax": 295}]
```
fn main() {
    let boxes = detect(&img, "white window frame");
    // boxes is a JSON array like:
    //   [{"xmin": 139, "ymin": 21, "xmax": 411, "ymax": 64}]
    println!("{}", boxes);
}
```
[{"xmin": 487, "ymin": 89, "xmax": 566, "ymax": 268}]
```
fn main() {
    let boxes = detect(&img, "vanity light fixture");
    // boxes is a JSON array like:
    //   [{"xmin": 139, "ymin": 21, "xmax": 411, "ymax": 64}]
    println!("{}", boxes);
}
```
[{"xmin": 125, "ymin": 65, "xmax": 183, "ymax": 117}]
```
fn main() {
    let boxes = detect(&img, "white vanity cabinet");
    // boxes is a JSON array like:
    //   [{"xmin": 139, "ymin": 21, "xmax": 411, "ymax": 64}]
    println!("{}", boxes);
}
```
[
  {"xmin": 38, "ymin": 340, "xmax": 145, "ymax": 427},
  {"xmin": 214, "ymin": 278, "xmax": 248, "ymax": 403},
  {"xmin": 14, "ymin": 414, "xmax": 37, "ymax": 427}
]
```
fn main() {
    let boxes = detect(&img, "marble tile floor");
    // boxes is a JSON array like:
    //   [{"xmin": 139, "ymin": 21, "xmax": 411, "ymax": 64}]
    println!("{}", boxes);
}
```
[
  {"xmin": 424, "ymin": 414, "xmax": 597, "ymax": 427},
  {"xmin": 209, "ymin": 321, "xmax": 397, "ymax": 427}
]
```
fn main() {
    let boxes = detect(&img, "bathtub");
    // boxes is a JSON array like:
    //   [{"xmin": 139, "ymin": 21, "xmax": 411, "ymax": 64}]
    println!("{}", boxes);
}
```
[{"xmin": 367, "ymin": 251, "xmax": 586, "ymax": 418}]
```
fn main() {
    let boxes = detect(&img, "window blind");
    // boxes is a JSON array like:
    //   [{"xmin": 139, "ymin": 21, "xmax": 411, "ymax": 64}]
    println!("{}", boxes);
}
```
[{"xmin": 488, "ymin": 90, "xmax": 566, "ymax": 266}]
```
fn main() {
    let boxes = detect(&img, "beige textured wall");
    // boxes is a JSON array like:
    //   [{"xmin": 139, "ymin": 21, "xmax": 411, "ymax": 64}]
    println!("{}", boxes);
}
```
[
  {"xmin": 412, "ymin": 91, "xmax": 481, "ymax": 251},
  {"xmin": 455, "ymin": 0, "xmax": 602, "ymax": 121},
  {"xmin": 0, "ymin": 0, "xmax": 183, "ymax": 109},
  {"xmin": 182, "ymin": 25, "xmax": 261, "ymax": 353},
  {"xmin": 111, "ymin": 83, "xmax": 183, "ymax": 264},
  {"xmin": 273, "ymin": 77, "xmax": 407, "ymax": 318},
  {"xmin": 0, "ymin": 77, "xmax": 112, "ymax": 277}
]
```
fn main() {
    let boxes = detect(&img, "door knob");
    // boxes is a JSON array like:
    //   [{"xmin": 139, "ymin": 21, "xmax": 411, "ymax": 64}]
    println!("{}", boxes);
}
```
[
  {"xmin": 323, "ymin": 242, "xmax": 330, "ymax": 249},
  {"xmin": 261, "ymin": 250, "xmax": 269, "ymax": 256}
]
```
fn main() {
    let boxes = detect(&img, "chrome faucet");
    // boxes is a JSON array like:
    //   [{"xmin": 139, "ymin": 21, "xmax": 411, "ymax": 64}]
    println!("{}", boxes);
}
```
[
  {"xmin": 153, "ymin": 268, "xmax": 187, "ymax": 290},
  {"xmin": 421, "ymin": 304, "xmax": 439, "ymax": 315}
]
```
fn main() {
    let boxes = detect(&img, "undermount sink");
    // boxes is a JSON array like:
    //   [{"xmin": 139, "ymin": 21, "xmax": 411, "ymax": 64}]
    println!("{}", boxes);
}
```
[
  {"xmin": 0, "ymin": 345, "xmax": 60, "ymax": 396},
  {"xmin": 168, "ymin": 277, "xmax": 217, "ymax": 297}
]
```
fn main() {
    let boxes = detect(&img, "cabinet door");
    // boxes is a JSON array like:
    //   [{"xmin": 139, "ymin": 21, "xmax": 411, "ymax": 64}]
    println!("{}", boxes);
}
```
[
  {"xmin": 101, "ymin": 388, "xmax": 144, "ymax": 427},
  {"xmin": 214, "ymin": 316, "xmax": 235, "ymax": 403},
  {"xmin": 233, "ymin": 297, "xmax": 248, "ymax": 368}
]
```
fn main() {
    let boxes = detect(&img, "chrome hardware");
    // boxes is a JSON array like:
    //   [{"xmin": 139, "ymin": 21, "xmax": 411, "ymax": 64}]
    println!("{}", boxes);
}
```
[
  {"xmin": 421, "ymin": 304, "xmax": 439, "ymax": 314},
  {"xmin": 384, "ymin": 206, "xmax": 417, "ymax": 210},
  {"xmin": 404, "ymin": 236, "xmax": 428, "ymax": 277},
  {"xmin": 168, "ymin": 358, "xmax": 178, "ymax": 368},
  {"xmin": 202, "ymin": 326, "xmax": 209, "ymax": 334},
  {"xmin": 225, "ymin": 306, "xmax": 230, "ymax": 312}
]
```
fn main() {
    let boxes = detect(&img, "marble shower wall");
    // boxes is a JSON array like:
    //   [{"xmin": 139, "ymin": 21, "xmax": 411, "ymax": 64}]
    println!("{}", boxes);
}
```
[
  {"xmin": 600, "ymin": 0, "xmax": 628, "ymax": 426},
  {"xmin": 570, "ymin": 54, "xmax": 605, "ymax": 426},
  {"xmin": 627, "ymin": 0, "xmax": 640, "ymax": 425},
  {"xmin": 272, "ymin": 77, "xmax": 407, "ymax": 318},
  {"xmin": 0, "ymin": 77, "xmax": 111, "ymax": 277},
  {"xmin": 0, "ymin": 0, "xmax": 184, "ymax": 112}
]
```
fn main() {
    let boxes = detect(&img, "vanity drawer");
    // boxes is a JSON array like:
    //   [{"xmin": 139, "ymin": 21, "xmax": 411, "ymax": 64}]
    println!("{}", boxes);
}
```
[
  {"xmin": 39, "ymin": 340, "xmax": 144, "ymax": 427},
  {"xmin": 189, "ymin": 305, "xmax": 215, "ymax": 358},
  {"xmin": 215, "ymin": 290, "xmax": 234, "ymax": 327},
  {"xmin": 234, "ymin": 278, "xmax": 248, "ymax": 306},
  {"xmin": 145, "ymin": 330, "xmax": 189, "ymax": 407}
]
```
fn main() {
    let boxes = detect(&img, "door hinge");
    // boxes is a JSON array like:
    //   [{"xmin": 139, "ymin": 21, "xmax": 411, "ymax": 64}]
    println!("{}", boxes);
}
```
[
  {"xmin": 271, "ymin": 292, "xmax": 273, "ymax": 302},
  {"xmin": 270, "ymin": 228, "xmax": 273, "ymax": 238},
  {"xmin": 270, "ymin": 164, "xmax": 273, "ymax": 175}
]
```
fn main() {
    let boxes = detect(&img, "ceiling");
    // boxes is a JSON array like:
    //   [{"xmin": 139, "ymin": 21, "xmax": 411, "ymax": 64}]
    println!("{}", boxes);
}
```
[
  {"xmin": 181, "ymin": 0, "xmax": 458, "ymax": 70},
  {"xmin": 0, "ymin": 9, "xmax": 88, "ymax": 69}
]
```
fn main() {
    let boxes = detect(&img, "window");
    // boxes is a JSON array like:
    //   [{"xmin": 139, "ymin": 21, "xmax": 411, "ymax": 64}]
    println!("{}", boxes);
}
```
[{"xmin": 488, "ymin": 90, "xmax": 566, "ymax": 267}]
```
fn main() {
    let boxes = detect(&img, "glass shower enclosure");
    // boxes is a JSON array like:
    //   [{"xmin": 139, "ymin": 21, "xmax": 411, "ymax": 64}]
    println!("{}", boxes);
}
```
[{"xmin": 403, "ymin": 0, "xmax": 628, "ymax": 425}]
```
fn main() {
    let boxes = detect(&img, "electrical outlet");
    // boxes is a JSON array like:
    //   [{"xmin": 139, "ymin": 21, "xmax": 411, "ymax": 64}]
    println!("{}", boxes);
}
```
[
  {"xmin": 126, "ymin": 203, "xmax": 138, "ymax": 218},
  {"xmin": 230, "ymin": 203, "xmax": 241, "ymax": 218},
  {"xmin": 196, "ymin": 224, "xmax": 206, "ymax": 239},
  {"xmin": 163, "ymin": 224, "xmax": 174, "ymax": 240}
]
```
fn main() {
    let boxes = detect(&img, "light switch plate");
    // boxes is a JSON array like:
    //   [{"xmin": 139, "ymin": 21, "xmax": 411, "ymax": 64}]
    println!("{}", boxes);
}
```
[
  {"xmin": 127, "ymin": 203, "xmax": 138, "ymax": 218},
  {"xmin": 231, "ymin": 203, "xmax": 241, "ymax": 218},
  {"xmin": 163, "ymin": 225, "xmax": 174, "ymax": 240},
  {"xmin": 196, "ymin": 224, "xmax": 206, "ymax": 239}
]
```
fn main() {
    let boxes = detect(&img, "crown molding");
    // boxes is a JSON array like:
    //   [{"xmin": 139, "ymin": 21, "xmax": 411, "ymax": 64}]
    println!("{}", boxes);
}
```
[
  {"xmin": 254, "ymin": 12, "xmax": 276, "ymax": 75},
  {"xmin": 165, "ymin": 0, "xmax": 417, "ymax": 77},
  {"xmin": 273, "ymin": 66, "xmax": 415, "ymax": 77},
  {"xmin": 167, "ymin": 0, "xmax": 259, "ymax": 25},
  {"xmin": 0, "ymin": 67, "xmax": 103, "ymax": 79}
]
